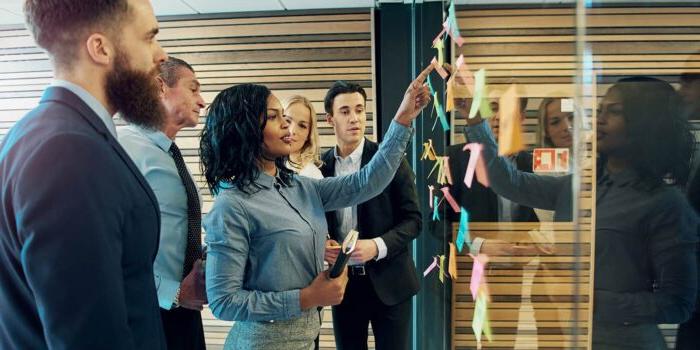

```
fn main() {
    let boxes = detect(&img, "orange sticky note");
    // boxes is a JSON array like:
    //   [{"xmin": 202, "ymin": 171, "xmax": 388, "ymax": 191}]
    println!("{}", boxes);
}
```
[
  {"xmin": 449, "ymin": 242, "xmax": 458, "ymax": 280},
  {"xmin": 497, "ymin": 84, "xmax": 525, "ymax": 156}
]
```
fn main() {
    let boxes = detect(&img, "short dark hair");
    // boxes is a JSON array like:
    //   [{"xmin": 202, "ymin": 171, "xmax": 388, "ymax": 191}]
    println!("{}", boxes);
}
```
[
  {"xmin": 324, "ymin": 81, "xmax": 367, "ymax": 115},
  {"xmin": 159, "ymin": 56, "xmax": 195, "ymax": 87},
  {"xmin": 200, "ymin": 84, "xmax": 292, "ymax": 195},
  {"xmin": 24, "ymin": 0, "xmax": 130, "ymax": 67}
]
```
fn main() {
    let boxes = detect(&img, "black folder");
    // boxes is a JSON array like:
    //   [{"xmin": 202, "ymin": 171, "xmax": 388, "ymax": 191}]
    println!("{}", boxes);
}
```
[{"xmin": 329, "ymin": 230, "xmax": 359, "ymax": 279}]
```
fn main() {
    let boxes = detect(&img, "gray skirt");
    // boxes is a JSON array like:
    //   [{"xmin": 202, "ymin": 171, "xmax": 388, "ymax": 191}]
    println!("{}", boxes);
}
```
[{"xmin": 224, "ymin": 309, "xmax": 321, "ymax": 350}]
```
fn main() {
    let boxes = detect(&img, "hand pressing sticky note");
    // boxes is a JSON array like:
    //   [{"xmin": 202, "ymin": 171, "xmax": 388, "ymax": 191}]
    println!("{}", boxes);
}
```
[{"xmin": 497, "ymin": 84, "xmax": 525, "ymax": 156}]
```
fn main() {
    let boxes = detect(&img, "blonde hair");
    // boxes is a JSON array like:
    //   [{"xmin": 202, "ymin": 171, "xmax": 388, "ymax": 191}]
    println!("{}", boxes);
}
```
[
  {"xmin": 285, "ymin": 95, "xmax": 323, "ymax": 169},
  {"xmin": 537, "ymin": 98, "xmax": 557, "ymax": 148}
]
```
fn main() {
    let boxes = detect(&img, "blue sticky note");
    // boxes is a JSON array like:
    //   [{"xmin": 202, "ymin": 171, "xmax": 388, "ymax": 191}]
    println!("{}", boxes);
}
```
[
  {"xmin": 456, "ymin": 207, "xmax": 470, "ymax": 252},
  {"xmin": 432, "ymin": 197, "xmax": 440, "ymax": 221}
]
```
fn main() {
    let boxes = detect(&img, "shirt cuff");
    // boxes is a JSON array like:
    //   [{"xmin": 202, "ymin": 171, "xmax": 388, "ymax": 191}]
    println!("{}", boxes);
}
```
[
  {"xmin": 156, "ymin": 275, "xmax": 181, "ymax": 310},
  {"xmin": 470, "ymin": 237, "xmax": 485, "ymax": 256},
  {"xmin": 285, "ymin": 289, "xmax": 302, "ymax": 319},
  {"xmin": 373, "ymin": 237, "xmax": 388, "ymax": 261}
]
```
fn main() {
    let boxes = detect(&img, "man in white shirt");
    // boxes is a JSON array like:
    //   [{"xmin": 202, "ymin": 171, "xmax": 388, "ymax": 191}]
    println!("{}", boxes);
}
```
[{"xmin": 321, "ymin": 81, "xmax": 422, "ymax": 350}]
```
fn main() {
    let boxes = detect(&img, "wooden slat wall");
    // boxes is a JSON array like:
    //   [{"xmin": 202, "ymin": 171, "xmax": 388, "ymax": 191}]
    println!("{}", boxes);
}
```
[
  {"xmin": 449, "ymin": 5, "xmax": 700, "ymax": 349},
  {"xmin": 0, "ymin": 10, "xmax": 376, "ymax": 350}
]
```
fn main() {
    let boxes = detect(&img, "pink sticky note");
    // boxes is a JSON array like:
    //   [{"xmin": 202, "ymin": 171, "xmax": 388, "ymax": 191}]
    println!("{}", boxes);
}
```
[
  {"xmin": 455, "ymin": 54, "xmax": 465, "ymax": 71},
  {"xmin": 431, "ymin": 57, "xmax": 448, "ymax": 79},
  {"xmin": 443, "ymin": 157, "xmax": 453, "ymax": 185},
  {"xmin": 423, "ymin": 256, "xmax": 438, "ymax": 277},
  {"xmin": 440, "ymin": 187, "xmax": 460, "ymax": 213},
  {"xmin": 462, "ymin": 143, "xmax": 482, "ymax": 188},
  {"xmin": 468, "ymin": 253, "xmax": 490, "ymax": 299},
  {"xmin": 454, "ymin": 35, "xmax": 465, "ymax": 47}
]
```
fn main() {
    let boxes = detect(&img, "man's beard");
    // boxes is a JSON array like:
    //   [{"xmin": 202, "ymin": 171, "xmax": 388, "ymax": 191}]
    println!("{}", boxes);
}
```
[{"xmin": 105, "ymin": 50, "xmax": 165, "ymax": 130}]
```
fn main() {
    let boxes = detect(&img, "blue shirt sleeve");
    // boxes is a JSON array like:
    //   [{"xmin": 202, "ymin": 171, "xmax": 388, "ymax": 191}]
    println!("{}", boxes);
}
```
[
  {"xmin": 464, "ymin": 122, "xmax": 565, "ymax": 211},
  {"xmin": 315, "ymin": 120, "xmax": 413, "ymax": 211}
]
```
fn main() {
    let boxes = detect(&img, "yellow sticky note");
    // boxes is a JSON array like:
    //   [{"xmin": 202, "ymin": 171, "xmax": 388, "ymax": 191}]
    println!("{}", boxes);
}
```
[
  {"xmin": 468, "ymin": 69, "xmax": 486, "ymax": 119},
  {"xmin": 497, "ymin": 84, "xmax": 524, "ymax": 156},
  {"xmin": 433, "ymin": 39, "xmax": 445, "ymax": 66},
  {"xmin": 439, "ymin": 255, "xmax": 445, "ymax": 283},
  {"xmin": 449, "ymin": 242, "xmax": 458, "ymax": 280}
]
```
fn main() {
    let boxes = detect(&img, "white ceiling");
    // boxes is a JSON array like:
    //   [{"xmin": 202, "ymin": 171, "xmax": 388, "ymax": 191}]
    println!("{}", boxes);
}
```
[{"xmin": 0, "ymin": 0, "xmax": 698, "ymax": 25}]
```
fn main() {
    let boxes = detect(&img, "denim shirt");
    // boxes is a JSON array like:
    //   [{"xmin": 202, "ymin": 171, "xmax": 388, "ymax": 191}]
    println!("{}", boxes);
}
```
[{"xmin": 204, "ymin": 121, "xmax": 412, "ymax": 322}]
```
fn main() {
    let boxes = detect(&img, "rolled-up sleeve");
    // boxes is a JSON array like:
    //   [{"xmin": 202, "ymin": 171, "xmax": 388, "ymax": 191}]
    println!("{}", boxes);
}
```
[{"xmin": 205, "ymin": 193, "xmax": 302, "ymax": 321}]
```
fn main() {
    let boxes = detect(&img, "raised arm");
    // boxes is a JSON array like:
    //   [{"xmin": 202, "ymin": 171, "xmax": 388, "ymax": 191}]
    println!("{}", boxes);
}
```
[
  {"xmin": 463, "ymin": 120, "xmax": 567, "ymax": 212},
  {"xmin": 316, "ymin": 65, "xmax": 433, "ymax": 211}
]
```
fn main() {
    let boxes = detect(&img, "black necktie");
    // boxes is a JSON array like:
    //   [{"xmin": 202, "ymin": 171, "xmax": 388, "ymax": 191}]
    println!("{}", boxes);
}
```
[{"xmin": 169, "ymin": 143, "xmax": 202, "ymax": 277}]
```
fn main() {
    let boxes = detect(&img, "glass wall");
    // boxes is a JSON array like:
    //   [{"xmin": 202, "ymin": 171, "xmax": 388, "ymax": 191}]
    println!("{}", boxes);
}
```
[{"xmin": 410, "ymin": 1, "xmax": 700, "ymax": 349}]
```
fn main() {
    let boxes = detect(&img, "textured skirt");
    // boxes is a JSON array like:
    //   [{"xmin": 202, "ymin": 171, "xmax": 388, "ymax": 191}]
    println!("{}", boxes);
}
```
[{"xmin": 224, "ymin": 309, "xmax": 320, "ymax": 350}]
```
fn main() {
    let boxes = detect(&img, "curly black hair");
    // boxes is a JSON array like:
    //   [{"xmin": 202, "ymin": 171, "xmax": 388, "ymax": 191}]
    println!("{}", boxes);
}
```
[
  {"xmin": 200, "ymin": 84, "xmax": 292, "ymax": 195},
  {"xmin": 609, "ymin": 76, "xmax": 695, "ymax": 187}
]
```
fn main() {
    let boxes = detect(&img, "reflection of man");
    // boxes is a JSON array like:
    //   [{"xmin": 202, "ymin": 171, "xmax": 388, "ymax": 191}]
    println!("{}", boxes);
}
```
[
  {"xmin": 321, "ymin": 81, "xmax": 421, "ymax": 350},
  {"xmin": 119, "ymin": 57, "xmax": 207, "ymax": 350},
  {"xmin": 0, "ymin": 0, "xmax": 168, "ymax": 349},
  {"xmin": 447, "ymin": 98, "xmax": 538, "ymax": 223}
]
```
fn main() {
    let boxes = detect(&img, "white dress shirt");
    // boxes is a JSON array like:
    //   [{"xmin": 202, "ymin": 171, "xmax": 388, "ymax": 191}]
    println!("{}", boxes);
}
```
[{"xmin": 333, "ymin": 138, "xmax": 388, "ymax": 262}]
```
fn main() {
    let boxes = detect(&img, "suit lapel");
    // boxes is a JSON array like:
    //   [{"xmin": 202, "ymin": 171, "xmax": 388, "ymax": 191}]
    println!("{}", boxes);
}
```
[{"xmin": 42, "ymin": 87, "xmax": 161, "ymax": 217}]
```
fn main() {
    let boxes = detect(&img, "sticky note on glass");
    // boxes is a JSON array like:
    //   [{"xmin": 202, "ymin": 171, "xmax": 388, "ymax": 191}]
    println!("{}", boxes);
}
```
[
  {"xmin": 433, "ymin": 39, "xmax": 445, "ymax": 66},
  {"xmin": 561, "ymin": 98, "xmax": 574, "ymax": 112},
  {"xmin": 456, "ymin": 207, "xmax": 470, "ymax": 252},
  {"xmin": 423, "ymin": 256, "xmax": 438, "ymax": 277},
  {"xmin": 468, "ymin": 69, "xmax": 487, "ymax": 119},
  {"xmin": 439, "ymin": 255, "xmax": 446, "ymax": 283},
  {"xmin": 497, "ymin": 84, "xmax": 524, "ymax": 156},
  {"xmin": 432, "ymin": 57, "xmax": 448, "ymax": 79},
  {"xmin": 468, "ymin": 253, "xmax": 489, "ymax": 299},
  {"xmin": 472, "ymin": 289, "xmax": 494, "ymax": 343},
  {"xmin": 462, "ymin": 143, "xmax": 482, "ymax": 188},
  {"xmin": 449, "ymin": 242, "xmax": 458, "ymax": 280}
]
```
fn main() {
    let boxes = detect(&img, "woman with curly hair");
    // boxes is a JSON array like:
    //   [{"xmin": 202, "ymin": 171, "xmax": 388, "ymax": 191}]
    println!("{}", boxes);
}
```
[
  {"xmin": 200, "ymin": 67, "xmax": 431, "ymax": 350},
  {"xmin": 285, "ymin": 95, "xmax": 323, "ymax": 179},
  {"xmin": 460, "ymin": 77, "xmax": 698, "ymax": 349}
]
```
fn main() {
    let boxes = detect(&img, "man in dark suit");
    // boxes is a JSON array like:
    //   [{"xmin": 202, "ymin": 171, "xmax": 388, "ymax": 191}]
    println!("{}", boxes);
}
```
[
  {"xmin": 0, "ymin": 1, "xmax": 168, "ymax": 349},
  {"xmin": 321, "ymin": 81, "xmax": 422, "ymax": 350}
]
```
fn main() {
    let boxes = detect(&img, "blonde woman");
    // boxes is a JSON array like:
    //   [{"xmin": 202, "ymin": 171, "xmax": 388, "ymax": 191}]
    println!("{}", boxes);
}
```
[{"xmin": 285, "ymin": 95, "xmax": 324, "ymax": 179}]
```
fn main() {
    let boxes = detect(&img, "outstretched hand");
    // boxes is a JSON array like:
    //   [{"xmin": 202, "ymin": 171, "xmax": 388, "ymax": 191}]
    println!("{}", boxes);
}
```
[{"xmin": 393, "ymin": 65, "xmax": 435, "ymax": 126}]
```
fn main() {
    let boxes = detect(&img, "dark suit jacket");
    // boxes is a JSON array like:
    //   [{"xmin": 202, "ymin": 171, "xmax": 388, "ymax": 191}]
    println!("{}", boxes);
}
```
[
  {"xmin": 321, "ymin": 139, "xmax": 421, "ymax": 306},
  {"xmin": 0, "ymin": 87, "xmax": 166, "ymax": 349},
  {"xmin": 445, "ymin": 144, "xmax": 538, "ymax": 222}
]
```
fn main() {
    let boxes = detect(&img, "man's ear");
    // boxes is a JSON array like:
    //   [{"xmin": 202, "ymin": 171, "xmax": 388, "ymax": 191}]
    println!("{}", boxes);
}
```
[
  {"xmin": 155, "ymin": 76, "xmax": 167, "ymax": 96},
  {"xmin": 85, "ymin": 33, "xmax": 112, "ymax": 67},
  {"xmin": 326, "ymin": 113, "xmax": 334, "ymax": 126}
]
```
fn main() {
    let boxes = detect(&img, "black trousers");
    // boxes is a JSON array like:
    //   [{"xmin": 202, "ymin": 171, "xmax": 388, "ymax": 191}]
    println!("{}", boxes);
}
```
[
  {"xmin": 332, "ymin": 274, "xmax": 412, "ymax": 350},
  {"xmin": 160, "ymin": 307, "xmax": 206, "ymax": 350}
]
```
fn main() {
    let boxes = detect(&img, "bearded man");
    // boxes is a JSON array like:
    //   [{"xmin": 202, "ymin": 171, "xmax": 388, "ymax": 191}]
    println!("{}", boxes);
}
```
[{"xmin": 0, "ymin": 1, "xmax": 169, "ymax": 349}]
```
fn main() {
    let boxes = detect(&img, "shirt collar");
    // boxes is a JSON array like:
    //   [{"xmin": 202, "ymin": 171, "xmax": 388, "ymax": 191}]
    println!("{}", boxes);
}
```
[
  {"xmin": 255, "ymin": 168, "xmax": 292, "ymax": 189},
  {"xmin": 51, "ymin": 79, "xmax": 117, "ymax": 138},
  {"xmin": 598, "ymin": 166, "xmax": 640, "ymax": 188},
  {"xmin": 334, "ymin": 138, "xmax": 365, "ymax": 163},
  {"xmin": 125, "ymin": 124, "xmax": 173, "ymax": 152}
]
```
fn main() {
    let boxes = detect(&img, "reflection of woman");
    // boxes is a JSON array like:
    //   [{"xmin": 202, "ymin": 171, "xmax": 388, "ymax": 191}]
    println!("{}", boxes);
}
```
[
  {"xmin": 285, "ymin": 95, "xmax": 323, "ymax": 179},
  {"xmin": 201, "ymin": 72, "xmax": 430, "ymax": 349},
  {"xmin": 537, "ymin": 98, "xmax": 573, "ymax": 149},
  {"xmin": 534, "ymin": 98, "xmax": 574, "ymax": 222},
  {"xmin": 460, "ymin": 77, "xmax": 698, "ymax": 349}
]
